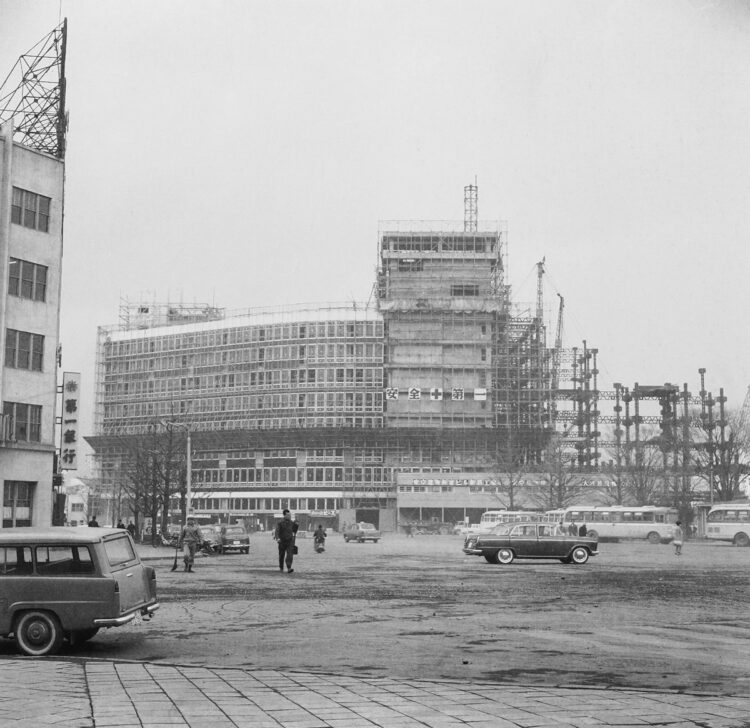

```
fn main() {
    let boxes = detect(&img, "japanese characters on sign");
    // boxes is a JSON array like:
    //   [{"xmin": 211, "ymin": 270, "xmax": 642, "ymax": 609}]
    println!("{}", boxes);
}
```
[
  {"xmin": 60, "ymin": 372, "xmax": 81, "ymax": 470},
  {"xmin": 384, "ymin": 386, "xmax": 487, "ymax": 401}
]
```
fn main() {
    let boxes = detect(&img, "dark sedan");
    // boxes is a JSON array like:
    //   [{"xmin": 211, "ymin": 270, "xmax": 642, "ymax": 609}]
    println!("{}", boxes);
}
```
[{"xmin": 463, "ymin": 521, "xmax": 599, "ymax": 565}]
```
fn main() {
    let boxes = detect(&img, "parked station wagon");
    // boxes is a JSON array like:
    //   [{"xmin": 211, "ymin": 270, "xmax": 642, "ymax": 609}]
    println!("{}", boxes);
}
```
[
  {"xmin": 0, "ymin": 527, "xmax": 159, "ymax": 656},
  {"xmin": 463, "ymin": 521, "xmax": 599, "ymax": 565}
]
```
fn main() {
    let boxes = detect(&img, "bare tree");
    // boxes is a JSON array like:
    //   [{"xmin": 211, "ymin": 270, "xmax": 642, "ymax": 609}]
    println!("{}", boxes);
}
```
[
  {"xmin": 490, "ymin": 436, "xmax": 532, "ymax": 510},
  {"xmin": 693, "ymin": 407, "xmax": 750, "ymax": 503},
  {"xmin": 531, "ymin": 434, "xmax": 584, "ymax": 510},
  {"xmin": 112, "ymin": 421, "xmax": 189, "ymax": 545}
]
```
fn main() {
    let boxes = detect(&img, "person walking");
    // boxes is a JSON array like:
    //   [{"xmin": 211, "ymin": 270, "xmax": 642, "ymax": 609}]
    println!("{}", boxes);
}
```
[
  {"xmin": 127, "ymin": 520, "xmax": 136, "ymax": 539},
  {"xmin": 87, "ymin": 515, "xmax": 99, "ymax": 527},
  {"xmin": 313, "ymin": 524, "xmax": 326, "ymax": 552},
  {"xmin": 116, "ymin": 519, "xmax": 126, "ymax": 530},
  {"xmin": 274, "ymin": 509, "xmax": 299, "ymax": 573},
  {"xmin": 672, "ymin": 521, "xmax": 684, "ymax": 556},
  {"xmin": 568, "ymin": 520, "xmax": 578, "ymax": 536},
  {"xmin": 578, "ymin": 522, "xmax": 588, "ymax": 537},
  {"xmin": 178, "ymin": 517, "xmax": 204, "ymax": 572}
]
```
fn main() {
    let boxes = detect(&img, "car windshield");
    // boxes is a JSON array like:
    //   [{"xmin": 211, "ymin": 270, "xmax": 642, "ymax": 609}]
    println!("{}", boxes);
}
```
[
  {"xmin": 359, "ymin": 524, "xmax": 376, "ymax": 530},
  {"xmin": 224, "ymin": 527, "xmax": 245, "ymax": 535}
]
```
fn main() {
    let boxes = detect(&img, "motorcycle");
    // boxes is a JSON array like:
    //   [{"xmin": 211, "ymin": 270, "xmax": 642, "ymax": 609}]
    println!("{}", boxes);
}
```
[{"xmin": 313, "ymin": 537, "xmax": 325, "ymax": 553}]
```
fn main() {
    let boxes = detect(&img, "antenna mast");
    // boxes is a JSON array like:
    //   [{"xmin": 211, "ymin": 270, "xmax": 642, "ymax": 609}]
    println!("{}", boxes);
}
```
[
  {"xmin": 464, "ymin": 181, "xmax": 478, "ymax": 232},
  {"xmin": 0, "ymin": 19, "xmax": 68, "ymax": 158}
]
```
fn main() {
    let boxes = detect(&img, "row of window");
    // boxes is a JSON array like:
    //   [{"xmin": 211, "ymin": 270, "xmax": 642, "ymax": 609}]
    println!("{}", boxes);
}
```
[
  {"xmin": 104, "ymin": 415, "xmax": 386, "ymax": 434},
  {"xmin": 707, "ymin": 510, "xmax": 750, "ymax": 522},
  {"xmin": 183, "ymin": 497, "xmax": 341, "ymax": 513},
  {"xmin": 189, "ymin": 447, "xmax": 383, "ymax": 464},
  {"xmin": 2, "ymin": 403, "xmax": 42, "ymax": 442},
  {"xmin": 3, "ymin": 480, "xmax": 33, "ymax": 528},
  {"xmin": 8, "ymin": 258, "xmax": 48, "ymax": 302},
  {"xmin": 103, "ymin": 367, "xmax": 385, "ymax": 395},
  {"xmin": 11, "ymin": 187, "xmax": 50, "ymax": 233},
  {"xmin": 5, "ymin": 329, "xmax": 44, "ymax": 371},
  {"xmin": 381, "ymin": 234, "xmax": 497, "ymax": 252},
  {"xmin": 194, "ymin": 465, "xmax": 392, "ymax": 484},
  {"xmin": 104, "ymin": 344, "xmax": 385, "ymax": 372},
  {"xmin": 106, "ymin": 321, "xmax": 385, "ymax": 357},
  {"xmin": 450, "ymin": 284, "xmax": 480, "ymax": 297},
  {"xmin": 103, "ymin": 391, "xmax": 385, "ymax": 420}
]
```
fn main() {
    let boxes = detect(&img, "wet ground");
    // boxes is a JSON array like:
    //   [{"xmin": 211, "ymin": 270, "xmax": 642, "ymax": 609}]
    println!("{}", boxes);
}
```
[{"xmin": 4, "ymin": 533, "xmax": 749, "ymax": 696}]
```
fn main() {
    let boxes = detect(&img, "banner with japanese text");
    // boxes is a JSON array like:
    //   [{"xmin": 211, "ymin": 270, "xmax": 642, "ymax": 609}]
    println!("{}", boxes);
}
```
[{"xmin": 61, "ymin": 372, "xmax": 81, "ymax": 470}]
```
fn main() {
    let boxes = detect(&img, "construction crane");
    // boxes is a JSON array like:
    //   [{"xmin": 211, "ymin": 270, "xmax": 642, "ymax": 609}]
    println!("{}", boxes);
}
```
[
  {"xmin": 551, "ymin": 294, "xmax": 564, "ymax": 392},
  {"xmin": 535, "ymin": 258, "xmax": 545, "ymax": 321}
]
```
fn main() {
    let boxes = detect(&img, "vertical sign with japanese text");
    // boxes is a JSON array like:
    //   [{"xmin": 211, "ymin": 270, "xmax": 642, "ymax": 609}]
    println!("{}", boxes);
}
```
[{"xmin": 61, "ymin": 372, "xmax": 81, "ymax": 470}]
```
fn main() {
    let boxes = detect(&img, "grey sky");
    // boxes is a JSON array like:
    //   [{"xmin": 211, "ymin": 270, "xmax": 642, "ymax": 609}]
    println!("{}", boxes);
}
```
[{"xmin": 2, "ymin": 0, "xmax": 749, "ymax": 468}]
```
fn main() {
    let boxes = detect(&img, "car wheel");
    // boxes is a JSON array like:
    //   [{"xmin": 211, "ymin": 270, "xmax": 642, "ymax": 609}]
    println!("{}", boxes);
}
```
[
  {"xmin": 734, "ymin": 532, "xmax": 750, "ymax": 547},
  {"xmin": 495, "ymin": 548, "xmax": 514, "ymax": 565},
  {"xmin": 647, "ymin": 531, "xmax": 661, "ymax": 544},
  {"xmin": 570, "ymin": 547, "xmax": 589, "ymax": 564},
  {"xmin": 586, "ymin": 529, "xmax": 598, "ymax": 540},
  {"xmin": 242, "ymin": 548, "xmax": 249, "ymax": 554},
  {"xmin": 15, "ymin": 610, "xmax": 64, "ymax": 657}
]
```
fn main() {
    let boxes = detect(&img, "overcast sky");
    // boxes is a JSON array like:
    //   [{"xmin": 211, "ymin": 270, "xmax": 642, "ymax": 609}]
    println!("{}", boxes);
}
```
[{"xmin": 2, "ymin": 0, "xmax": 749, "ymax": 469}]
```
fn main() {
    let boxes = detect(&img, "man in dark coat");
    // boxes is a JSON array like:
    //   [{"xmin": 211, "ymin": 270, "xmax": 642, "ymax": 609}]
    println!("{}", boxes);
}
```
[{"xmin": 274, "ymin": 509, "xmax": 299, "ymax": 573}]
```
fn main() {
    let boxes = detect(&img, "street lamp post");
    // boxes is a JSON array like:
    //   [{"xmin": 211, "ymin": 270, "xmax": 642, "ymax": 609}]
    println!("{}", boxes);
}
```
[
  {"xmin": 185, "ymin": 428, "xmax": 192, "ymax": 518},
  {"xmin": 161, "ymin": 420, "xmax": 192, "ymax": 522}
]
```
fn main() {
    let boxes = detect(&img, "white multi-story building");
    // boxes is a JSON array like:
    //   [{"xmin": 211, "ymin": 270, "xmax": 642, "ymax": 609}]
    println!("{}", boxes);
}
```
[{"xmin": 0, "ymin": 120, "xmax": 66, "ymax": 527}]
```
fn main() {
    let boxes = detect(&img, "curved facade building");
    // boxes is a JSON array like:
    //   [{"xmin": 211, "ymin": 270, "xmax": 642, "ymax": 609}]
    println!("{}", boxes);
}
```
[{"xmin": 87, "ymin": 219, "xmax": 572, "ymax": 531}]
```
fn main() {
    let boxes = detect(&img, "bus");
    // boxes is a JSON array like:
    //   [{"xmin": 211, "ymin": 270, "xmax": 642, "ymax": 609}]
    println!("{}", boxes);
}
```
[
  {"xmin": 545, "ymin": 506, "xmax": 678, "ymax": 544},
  {"xmin": 705, "ymin": 504, "xmax": 750, "ymax": 546},
  {"xmin": 460, "ymin": 510, "xmax": 545, "ymax": 536}
]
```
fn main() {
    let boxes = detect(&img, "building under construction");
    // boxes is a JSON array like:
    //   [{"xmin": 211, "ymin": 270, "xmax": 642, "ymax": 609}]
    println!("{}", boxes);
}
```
[{"xmin": 87, "ymin": 186, "xmax": 597, "ymax": 530}]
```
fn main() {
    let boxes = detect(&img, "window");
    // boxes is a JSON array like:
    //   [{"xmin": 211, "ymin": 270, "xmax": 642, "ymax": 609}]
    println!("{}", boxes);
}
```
[
  {"xmin": 11, "ymin": 187, "xmax": 51, "ymax": 232},
  {"xmin": 451, "ymin": 284, "xmax": 479, "ymax": 296},
  {"xmin": 5, "ymin": 330, "xmax": 44, "ymax": 371},
  {"xmin": 398, "ymin": 259, "xmax": 424, "ymax": 272},
  {"xmin": 2, "ymin": 402, "xmax": 42, "ymax": 442},
  {"xmin": 3, "ymin": 481, "xmax": 33, "ymax": 527},
  {"xmin": 104, "ymin": 534, "xmax": 137, "ymax": 567},
  {"xmin": 35, "ymin": 545, "xmax": 94, "ymax": 575},
  {"xmin": 8, "ymin": 258, "xmax": 48, "ymax": 302},
  {"xmin": 0, "ymin": 546, "xmax": 32, "ymax": 575}
]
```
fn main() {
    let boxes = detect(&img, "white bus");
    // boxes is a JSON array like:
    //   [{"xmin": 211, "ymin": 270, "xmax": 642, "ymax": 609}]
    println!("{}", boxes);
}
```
[
  {"xmin": 705, "ymin": 504, "xmax": 750, "ymax": 546},
  {"xmin": 461, "ymin": 510, "xmax": 544, "ymax": 536},
  {"xmin": 479, "ymin": 510, "xmax": 544, "ymax": 527},
  {"xmin": 545, "ymin": 506, "xmax": 678, "ymax": 544}
]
